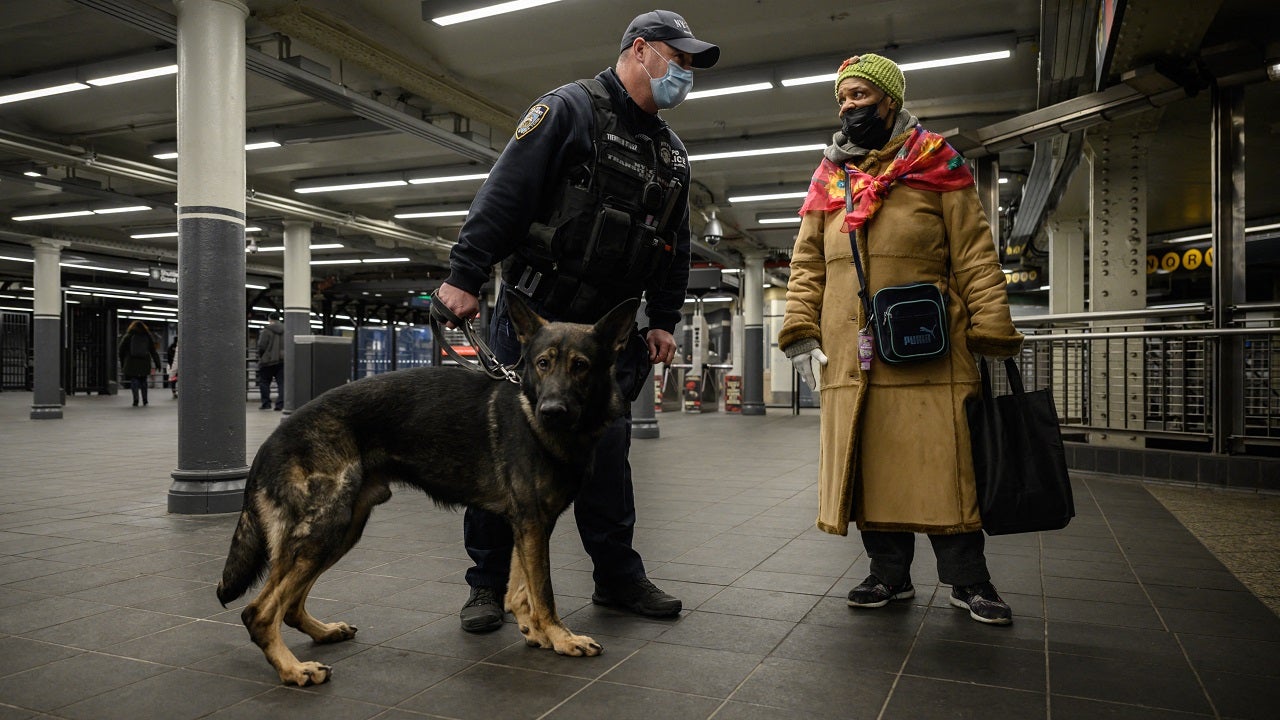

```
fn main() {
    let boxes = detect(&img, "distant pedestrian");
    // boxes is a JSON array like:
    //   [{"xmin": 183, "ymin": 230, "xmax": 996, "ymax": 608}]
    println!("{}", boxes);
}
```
[
  {"xmin": 166, "ymin": 337, "xmax": 179, "ymax": 398},
  {"xmin": 118, "ymin": 320, "xmax": 161, "ymax": 407},
  {"xmin": 257, "ymin": 314, "xmax": 285, "ymax": 411}
]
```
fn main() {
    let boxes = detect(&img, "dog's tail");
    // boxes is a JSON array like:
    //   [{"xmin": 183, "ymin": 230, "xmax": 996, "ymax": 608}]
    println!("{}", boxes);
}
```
[{"xmin": 216, "ymin": 496, "xmax": 268, "ymax": 607}]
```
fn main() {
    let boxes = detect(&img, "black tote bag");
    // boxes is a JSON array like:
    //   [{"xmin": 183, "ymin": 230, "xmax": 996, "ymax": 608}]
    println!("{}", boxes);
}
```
[{"xmin": 965, "ymin": 358, "xmax": 1074, "ymax": 535}]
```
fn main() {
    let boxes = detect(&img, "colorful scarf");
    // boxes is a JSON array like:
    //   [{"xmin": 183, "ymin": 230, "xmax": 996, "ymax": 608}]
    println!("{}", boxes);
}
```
[{"xmin": 798, "ymin": 125, "xmax": 975, "ymax": 232}]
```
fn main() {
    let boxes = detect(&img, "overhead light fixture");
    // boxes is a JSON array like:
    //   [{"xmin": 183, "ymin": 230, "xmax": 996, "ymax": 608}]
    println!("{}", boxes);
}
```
[
  {"xmin": 430, "ymin": 0, "xmax": 563, "ymax": 26},
  {"xmin": 85, "ymin": 64, "xmax": 177, "ymax": 86},
  {"xmin": 310, "ymin": 257, "xmax": 412, "ymax": 265},
  {"xmin": 689, "ymin": 143, "xmax": 825, "ymax": 162},
  {"xmin": 296, "ymin": 178, "xmax": 407, "ymax": 193},
  {"xmin": 13, "ymin": 209, "xmax": 94, "ymax": 221},
  {"xmin": 727, "ymin": 189, "xmax": 808, "ymax": 204},
  {"xmin": 686, "ymin": 82, "xmax": 774, "ymax": 101},
  {"xmin": 780, "ymin": 35, "xmax": 1015, "ymax": 87},
  {"xmin": 394, "ymin": 203, "xmax": 471, "ymax": 219},
  {"xmin": 406, "ymin": 171, "xmax": 489, "ymax": 185},
  {"xmin": 0, "ymin": 82, "xmax": 89, "ymax": 105},
  {"xmin": 130, "ymin": 230, "xmax": 178, "ymax": 239},
  {"xmin": 253, "ymin": 242, "xmax": 344, "ymax": 252},
  {"xmin": 92, "ymin": 205, "xmax": 152, "ymax": 214},
  {"xmin": 0, "ymin": 49, "xmax": 177, "ymax": 106},
  {"xmin": 0, "ymin": 255, "xmax": 34, "ymax": 263},
  {"xmin": 151, "ymin": 137, "xmax": 283, "ymax": 160},
  {"xmin": 243, "ymin": 140, "xmax": 282, "ymax": 151},
  {"xmin": 998, "ymin": 177, "xmax": 1010, "ymax": 184},
  {"xmin": 1165, "ymin": 222, "xmax": 1280, "ymax": 244}
]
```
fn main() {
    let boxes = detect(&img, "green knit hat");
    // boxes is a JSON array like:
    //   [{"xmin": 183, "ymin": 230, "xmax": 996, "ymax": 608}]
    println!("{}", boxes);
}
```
[{"xmin": 834, "ymin": 53, "xmax": 905, "ymax": 106}]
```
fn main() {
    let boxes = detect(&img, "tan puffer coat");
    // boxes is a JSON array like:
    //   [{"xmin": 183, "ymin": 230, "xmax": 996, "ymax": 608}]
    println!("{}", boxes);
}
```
[{"xmin": 779, "ymin": 130, "xmax": 1023, "ymax": 536}]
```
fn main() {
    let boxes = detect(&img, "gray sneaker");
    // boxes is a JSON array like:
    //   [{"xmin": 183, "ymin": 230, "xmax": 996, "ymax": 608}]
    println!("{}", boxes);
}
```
[
  {"xmin": 847, "ymin": 575, "xmax": 915, "ymax": 608},
  {"xmin": 459, "ymin": 586, "xmax": 504, "ymax": 633},
  {"xmin": 949, "ymin": 582, "xmax": 1013, "ymax": 625}
]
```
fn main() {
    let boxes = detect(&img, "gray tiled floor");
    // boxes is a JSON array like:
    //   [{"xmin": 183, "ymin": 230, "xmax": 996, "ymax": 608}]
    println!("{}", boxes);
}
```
[{"xmin": 2, "ymin": 390, "xmax": 1279, "ymax": 719}]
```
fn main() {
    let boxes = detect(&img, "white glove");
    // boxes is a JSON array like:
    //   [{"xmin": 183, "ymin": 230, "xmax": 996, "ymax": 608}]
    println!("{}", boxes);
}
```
[{"xmin": 792, "ymin": 348, "xmax": 828, "ymax": 391}]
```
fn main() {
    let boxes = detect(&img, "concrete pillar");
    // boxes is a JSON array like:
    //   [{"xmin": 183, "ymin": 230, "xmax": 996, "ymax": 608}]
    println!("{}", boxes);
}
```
[
  {"xmin": 1211, "ymin": 84, "xmax": 1246, "ymax": 454},
  {"xmin": 282, "ymin": 220, "xmax": 312, "ymax": 415},
  {"xmin": 29, "ymin": 239, "xmax": 68, "ymax": 420},
  {"xmin": 740, "ymin": 251, "xmax": 766, "ymax": 415},
  {"xmin": 168, "ymin": 0, "xmax": 250, "ymax": 514},
  {"xmin": 1086, "ymin": 123, "xmax": 1155, "ymax": 448},
  {"xmin": 1047, "ymin": 218, "xmax": 1086, "ymax": 314}
]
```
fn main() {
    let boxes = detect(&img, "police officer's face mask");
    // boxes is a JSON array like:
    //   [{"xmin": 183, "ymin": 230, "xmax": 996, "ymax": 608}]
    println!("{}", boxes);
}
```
[{"xmin": 641, "ymin": 41, "xmax": 693, "ymax": 110}]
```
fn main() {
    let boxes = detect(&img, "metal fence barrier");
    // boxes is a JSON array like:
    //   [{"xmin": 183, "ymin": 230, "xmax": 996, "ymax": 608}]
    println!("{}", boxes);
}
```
[{"xmin": 1006, "ymin": 304, "xmax": 1279, "ymax": 449}]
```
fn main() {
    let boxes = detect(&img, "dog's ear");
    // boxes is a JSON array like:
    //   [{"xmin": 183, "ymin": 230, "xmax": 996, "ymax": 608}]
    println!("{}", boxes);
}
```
[
  {"xmin": 505, "ymin": 292, "xmax": 547, "ymax": 344},
  {"xmin": 593, "ymin": 298, "xmax": 640, "ymax": 354}
]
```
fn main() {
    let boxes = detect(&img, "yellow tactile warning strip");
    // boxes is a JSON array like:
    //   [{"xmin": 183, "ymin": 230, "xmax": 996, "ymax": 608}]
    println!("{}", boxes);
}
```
[{"xmin": 1147, "ymin": 484, "xmax": 1280, "ymax": 618}]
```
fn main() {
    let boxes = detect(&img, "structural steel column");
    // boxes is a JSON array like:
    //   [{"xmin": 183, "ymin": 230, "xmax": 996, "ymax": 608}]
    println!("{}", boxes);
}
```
[
  {"xmin": 29, "ymin": 239, "xmax": 68, "ymax": 420},
  {"xmin": 1086, "ymin": 123, "xmax": 1154, "ymax": 448},
  {"xmin": 1211, "ymin": 84, "xmax": 1245, "ymax": 455},
  {"xmin": 282, "ymin": 220, "xmax": 312, "ymax": 415},
  {"xmin": 168, "ymin": 0, "xmax": 250, "ymax": 514},
  {"xmin": 974, "ymin": 156, "xmax": 1001, "ymax": 242},
  {"xmin": 741, "ymin": 252, "xmax": 766, "ymax": 415},
  {"xmin": 1047, "ymin": 218, "xmax": 1086, "ymax": 314}
]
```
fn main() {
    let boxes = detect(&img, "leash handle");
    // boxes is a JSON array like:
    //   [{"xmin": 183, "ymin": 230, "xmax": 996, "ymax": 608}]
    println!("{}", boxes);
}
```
[{"xmin": 429, "ymin": 297, "xmax": 520, "ymax": 384}]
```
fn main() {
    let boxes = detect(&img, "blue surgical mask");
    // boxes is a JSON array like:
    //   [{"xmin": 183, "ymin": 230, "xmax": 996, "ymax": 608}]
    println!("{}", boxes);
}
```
[{"xmin": 641, "ymin": 41, "xmax": 693, "ymax": 109}]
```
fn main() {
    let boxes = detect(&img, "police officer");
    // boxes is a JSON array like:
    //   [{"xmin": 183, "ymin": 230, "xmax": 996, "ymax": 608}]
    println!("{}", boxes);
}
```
[{"xmin": 434, "ymin": 10, "xmax": 719, "ymax": 633}]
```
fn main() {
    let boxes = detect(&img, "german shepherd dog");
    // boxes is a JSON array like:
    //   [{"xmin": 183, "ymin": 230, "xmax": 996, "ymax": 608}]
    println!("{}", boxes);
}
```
[{"xmin": 217, "ymin": 296, "xmax": 638, "ymax": 686}]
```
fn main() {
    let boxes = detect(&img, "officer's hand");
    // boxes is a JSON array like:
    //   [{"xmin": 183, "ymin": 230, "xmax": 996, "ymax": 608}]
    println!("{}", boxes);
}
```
[
  {"xmin": 792, "ymin": 347, "xmax": 828, "ymax": 390},
  {"xmin": 645, "ymin": 328, "xmax": 676, "ymax": 365},
  {"xmin": 434, "ymin": 283, "xmax": 479, "ymax": 329}
]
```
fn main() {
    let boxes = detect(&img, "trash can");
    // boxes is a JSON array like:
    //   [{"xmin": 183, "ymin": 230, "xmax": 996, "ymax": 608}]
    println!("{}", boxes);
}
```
[{"xmin": 294, "ymin": 335, "xmax": 352, "ymax": 408}]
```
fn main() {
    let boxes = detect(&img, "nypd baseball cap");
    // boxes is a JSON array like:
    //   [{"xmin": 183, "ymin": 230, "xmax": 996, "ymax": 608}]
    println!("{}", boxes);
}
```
[{"xmin": 620, "ymin": 10, "xmax": 720, "ymax": 68}]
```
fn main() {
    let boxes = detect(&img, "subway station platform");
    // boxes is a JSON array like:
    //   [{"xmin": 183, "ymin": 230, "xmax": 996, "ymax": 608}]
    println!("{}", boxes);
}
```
[{"xmin": 1, "ymin": 391, "xmax": 1278, "ymax": 720}]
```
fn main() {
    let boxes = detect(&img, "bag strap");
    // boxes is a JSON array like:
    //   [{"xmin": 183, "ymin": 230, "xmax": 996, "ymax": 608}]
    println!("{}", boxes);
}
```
[
  {"xmin": 845, "ymin": 192, "xmax": 874, "ymax": 322},
  {"xmin": 1003, "ymin": 357, "xmax": 1025, "ymax": 395}
]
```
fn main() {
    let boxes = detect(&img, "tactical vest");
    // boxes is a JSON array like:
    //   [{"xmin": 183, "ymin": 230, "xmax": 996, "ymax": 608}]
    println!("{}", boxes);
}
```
[{"xmin": 504, "ymin": 78, "xmax": 684, "ymax": 321}]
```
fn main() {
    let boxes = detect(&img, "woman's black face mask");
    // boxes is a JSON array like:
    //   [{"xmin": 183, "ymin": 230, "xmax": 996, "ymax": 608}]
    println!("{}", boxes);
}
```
[{"xmin": 840, "ymin": 104, "xmax": 893, "ymax": 149}]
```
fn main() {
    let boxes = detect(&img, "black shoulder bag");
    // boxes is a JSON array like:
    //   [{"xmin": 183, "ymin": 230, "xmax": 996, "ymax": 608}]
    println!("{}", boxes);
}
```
[{"xmin": 847, "ymin": 192, "xmax": 949, "ymax": 365}]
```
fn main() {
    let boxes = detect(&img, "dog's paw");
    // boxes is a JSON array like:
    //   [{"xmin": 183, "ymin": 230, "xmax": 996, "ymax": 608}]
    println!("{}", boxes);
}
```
[
  {"xmin": 554, "ymin": 633, "xmax": 603, "ymax": 657},
  {"xmin": 316, "ymin": 622, "xmax": 357, "ymax": 644},
  {"xmin": 519, "ymin": 623, "xmax": 552, "ymax": 649},
  {"xmin": 283, "ymin": 661, "xmax": 332, "ymax": 686}
]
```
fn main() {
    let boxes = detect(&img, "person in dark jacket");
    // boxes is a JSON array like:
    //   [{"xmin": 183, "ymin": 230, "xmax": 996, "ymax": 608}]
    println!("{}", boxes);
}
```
[
  {"xmin": 117, "ymin": 320, "xmax": 161, "ymax": 407},
  {"xmin": 256, "ymin": 314, "xmax": 285, "ymax": 411},
  {"xmin": 433, "ymin": 10, "xmax": 718, "ymax": 632}
]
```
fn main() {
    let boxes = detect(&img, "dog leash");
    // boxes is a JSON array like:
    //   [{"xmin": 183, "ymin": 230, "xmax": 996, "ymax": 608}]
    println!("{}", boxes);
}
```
[{"xmin": 428, "ymin": 297, "xmax": 520, "ymax": 384}]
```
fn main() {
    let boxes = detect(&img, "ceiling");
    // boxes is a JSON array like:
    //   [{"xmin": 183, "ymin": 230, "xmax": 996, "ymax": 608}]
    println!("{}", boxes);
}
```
[{"xmin": 0, "ymin": 0, "xmax": 1276, "ymax": 315}]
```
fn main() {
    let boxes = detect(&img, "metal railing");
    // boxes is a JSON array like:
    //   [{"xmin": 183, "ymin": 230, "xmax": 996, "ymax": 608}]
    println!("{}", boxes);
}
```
[{"xmin": 1006, "ymin": 304, "xmax": 1280, "ymax": 448}]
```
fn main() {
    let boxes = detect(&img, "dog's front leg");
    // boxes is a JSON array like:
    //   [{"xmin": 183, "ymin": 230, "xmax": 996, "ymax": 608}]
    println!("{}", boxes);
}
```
[{"xmin": 511, "ymin": 524, "xmax": 602, "ymax": 657}]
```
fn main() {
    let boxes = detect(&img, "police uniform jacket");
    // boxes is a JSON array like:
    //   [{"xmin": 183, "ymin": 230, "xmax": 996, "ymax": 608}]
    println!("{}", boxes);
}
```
[{"xmin": 444, "ymin": 68, "xmax": 692, "ymax": 334}]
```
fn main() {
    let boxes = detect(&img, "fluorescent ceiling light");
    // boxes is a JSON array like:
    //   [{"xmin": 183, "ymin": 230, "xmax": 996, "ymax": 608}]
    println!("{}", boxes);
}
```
[
  {"xmin": 60, "ymin": 263, "xmax": 129, "ymax": 274},
  {"xmin": 361, "ymin": 257, "xmax": 411, "ymax": 263},
  {"xmin": 311, "ymin": 257, "xmax": 411, "ymax": 265},
  {"xmin": 1167, "ymin": 222, "xmax": 1280, "ymax": 244},
  {"xmin": 689, "ymin": 144, "xmax": 825, "ymax": 162},
  {"xmin": 85, "ymin": 64, "xmax": 177, "ymax": 86},
  {"xmin": 0, "ymin": 82, "xmax": 89, "ymax": 105},
  {"xmin": 0, "ymin": 255, "xmax": 34, "ymax": 263},
  {"xmin": 245, "ymin": 283, "xmax": 267, "ymax": 290},
  {"xmin": 998, "ymin": 177, "xmax": 1010, "ymax": 184},
  {"xmin": 253, "ymin": 243, "xmax": 344, "ymax": 252},
  {"xmin": 394, "ymin": 209, "xmax": 470, "ymax": 219},
  {"xmin": 23, "ymin": 171, "xmax": 42, "ymax": 178},
  {"xmin": 13, "ymin": 209, "xmax": 94, "ymax": 221},
  {"xmin": 781, "ymin": 49, "xmax": 1012, "ymax": 87},
  {"xmin": 311, "ymin": 259, "xmax": 363, "ymax": 265},
  {"xmin": 0, "ymin": 306, "xmax": 32, "ymax": 313},
  {"xmin": 130, "ymin": 230, "xmax": 178, "ymax": 239},
  {"xmin": 70, "ymin": 284, "xmax": 136, "ymax": 293},
  {"xmin": 406, "ymin": 172, "xmax": 489, "ymax": 185},
  {"xmin": 728, "ymin": 190, "xmax": 808, "ymax": 203},
  {"xmin": 686, "ymin": 82, "xmax": 774, "ymax": 100},
  {"xmin": 152, "ymin": 151, "xmax": 179, "ymax": 160},
  {"xmin": 152, "ymin": 141, "xmax": 284, "ymax": 160},
  {"xmin": 295, "ymin": 179, "xmax": 408, "ymax": 193},
  {"xmin": 432, "ymin": 0, "xmax": 562, "ymax": 26},
  {"xmin": 243, "ymin": 140, "xmax": 282, "ymax": 151},
  {"xmin": 758, "ymin": 216, "xmax": 802, "ymax": 225},
  {"xmin": 92, "ymin": 205, "xmax": 151, "ymax": 214},
  {"xmin": 245, "ymin": 226, "xmax": 263, "ymax": 233}
]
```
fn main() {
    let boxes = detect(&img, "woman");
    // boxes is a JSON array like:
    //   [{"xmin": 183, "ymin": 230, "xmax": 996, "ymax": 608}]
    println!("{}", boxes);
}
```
[
  {"xmin": 778, "ymin": 54, "xmax": 1024, "ymax": 625},
  {"xmin": 117, "ymin": 320, "xmax": 162, "ymax": 407}
]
